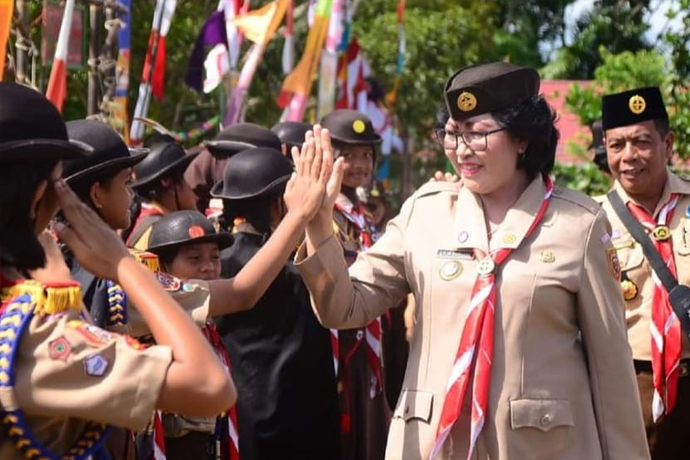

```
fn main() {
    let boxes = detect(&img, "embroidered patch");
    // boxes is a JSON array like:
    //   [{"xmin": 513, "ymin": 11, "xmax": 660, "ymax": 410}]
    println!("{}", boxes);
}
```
[
  {"xmin": 68, "ymin": 320, "xmax": 114, "ymax": 347},
  {"xmin": 156, "ymin": 271, "xmax": 181, "ymax": 292},
  {"xmin": 607, "ymin": 247, "xmax": 621, "ymax": 280},
  {"xmin": 48, "ymin": 336, "xmax": 72, "ymax": 360},
  {"xmin": 188, "ymin": 225, "xmax": 205, "ymax": 238},
  {"xmin": 611, "ymin": 229, "xmax": 622, "ymax": 240},
  {"xmin": 84, "ymin": 354, "xmax": 109, "ymax": 377},
  {"xmin": 600, "ymin": 233, "xmax": 612, "ymax": 244}
]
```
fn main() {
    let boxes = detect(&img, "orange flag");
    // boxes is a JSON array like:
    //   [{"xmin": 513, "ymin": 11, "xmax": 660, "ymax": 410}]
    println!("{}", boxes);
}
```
[
  {"xmin": 0, "ymin": 0, "xmax": 13, "ymax": 81},
  {"xmin": 232, "ymin": 0, "xmax": 288, "ymax": 45}
]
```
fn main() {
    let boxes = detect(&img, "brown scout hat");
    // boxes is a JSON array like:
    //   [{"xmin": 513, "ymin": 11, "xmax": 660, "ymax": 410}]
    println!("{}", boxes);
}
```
[
  {"xmin": 601, "ymin": 86, "xmax": 668, "ymax": 131},
  {"xmin": 443, "ymin": 62, "xmax": 540, "ymax": 121},
  {"xmin": 320, "ymin": 109, "xmax": 382, "ymax": 146}
]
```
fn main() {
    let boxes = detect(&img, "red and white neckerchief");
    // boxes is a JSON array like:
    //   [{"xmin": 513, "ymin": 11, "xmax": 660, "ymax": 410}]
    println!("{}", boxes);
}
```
[
  {"xmin": 152, "ymin": 411, "xmax": 167, "ymax": 460},
  {"xmin": 203, "ymin": 322, "xmax": 241, "ymax": 460},
  {"xmin": 334, "ymin": 200, "xmax": 383, "ymax": 398},
  {"xmin": 627, "ymin": 193, "xmax": 681, "ymax": 421},
  {"xmin": 430, "ymin": 176, "xmax": 554, "ymax": 459}
]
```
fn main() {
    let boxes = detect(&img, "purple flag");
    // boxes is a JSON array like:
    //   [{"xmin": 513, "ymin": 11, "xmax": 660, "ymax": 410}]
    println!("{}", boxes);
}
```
[{"xmin": 185, "ymin": 10, "xmax": 228, "ymax": 91}]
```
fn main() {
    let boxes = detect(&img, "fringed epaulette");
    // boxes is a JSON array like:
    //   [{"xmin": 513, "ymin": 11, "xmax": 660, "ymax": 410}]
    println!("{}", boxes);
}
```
[
  {"xmin": 104, "ymin": 249, "xmax": 161, "ymax": 328},
  {"xmin": 0, "ymin": 281, "xmax": 111, "ymax": 459}
]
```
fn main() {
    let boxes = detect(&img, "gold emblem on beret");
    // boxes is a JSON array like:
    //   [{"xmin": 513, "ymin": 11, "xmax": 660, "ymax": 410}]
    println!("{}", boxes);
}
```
[
  {"xmin": 352, "ymin": 120, "xmax": 366, "ymax": 134},
  {"xmin": 628, "ymin": 94, "xmax": 646, "ymax": 115},
  {"xmin": 621, "ymin": 279, "xmax": 638, "ymax": 301},
  {"xmin": 457, "ymin": 92, "xmax": 477, "ymax": 112},
  {"xmin": 652, "ymin": 225, "xmax": 670, "ymax": 241}
]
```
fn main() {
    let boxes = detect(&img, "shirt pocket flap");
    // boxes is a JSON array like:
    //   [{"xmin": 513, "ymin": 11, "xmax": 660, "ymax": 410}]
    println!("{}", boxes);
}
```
[
  {"xmin": 510, "ymin": 399, "xmax": 574, "ymax": 432},
  {"xmin": 616, "ymin": 244, "xmax": 644, "ymax": 272},
  {"xmin": 393, "ymin": 389, "xmax": 434, "ymax": 423}
]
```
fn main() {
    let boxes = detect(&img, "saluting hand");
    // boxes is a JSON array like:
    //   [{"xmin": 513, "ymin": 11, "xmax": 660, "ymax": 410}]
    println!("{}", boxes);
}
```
[
  {"xmin": 51, "ymin": 179, "xmax": 130, "ymax": 282},
  {"xmin": 283, "ymin": 124, "xmax": 334, "ymax": 223}
]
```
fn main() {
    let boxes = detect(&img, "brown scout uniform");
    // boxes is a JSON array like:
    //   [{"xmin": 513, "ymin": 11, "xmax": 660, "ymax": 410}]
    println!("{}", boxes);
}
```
[{"xmin": 296, "ymin": 178, "xmax": 649, "ymax": 460}]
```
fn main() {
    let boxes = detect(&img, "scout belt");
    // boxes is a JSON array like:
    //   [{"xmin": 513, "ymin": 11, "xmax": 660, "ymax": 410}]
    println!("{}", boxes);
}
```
[{"xmin": 0, "ymin": 280, "xmax": 111, "ymax": 460}]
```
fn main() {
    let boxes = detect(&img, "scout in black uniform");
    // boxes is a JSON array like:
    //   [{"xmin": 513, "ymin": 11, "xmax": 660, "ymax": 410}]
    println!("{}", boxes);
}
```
[{"xmin": 211, "ymin": 147, "xmax": 341, "ymax": 460}]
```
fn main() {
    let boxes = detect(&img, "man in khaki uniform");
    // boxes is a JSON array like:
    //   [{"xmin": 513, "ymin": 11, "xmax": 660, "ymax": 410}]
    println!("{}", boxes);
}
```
[
  {"xmin": 296, "ymin": 62, "xmax": 649, "ymax": 459},
  {"xmin": 599, "ymin": 86, "xmax": 690, "ymax": 459}
]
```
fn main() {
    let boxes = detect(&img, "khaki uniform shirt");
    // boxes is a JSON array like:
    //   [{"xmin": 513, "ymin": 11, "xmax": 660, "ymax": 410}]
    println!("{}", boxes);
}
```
[
  {"xmin": 600, "ymin": 171, "xmax": 690, "ymax": 361},
  {"xmin": 0, "ymin": 308, "xmax": 171, "ymax": 460},
  {"xmin": 296, "ymin": 177, "xmax": 649, "ymax": 460}
]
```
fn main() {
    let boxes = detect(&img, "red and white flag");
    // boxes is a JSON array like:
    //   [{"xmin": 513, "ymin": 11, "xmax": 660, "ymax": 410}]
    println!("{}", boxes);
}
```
[{"xmin": 45, "ymin": 0, "xmax": 76, "ymax": 112}]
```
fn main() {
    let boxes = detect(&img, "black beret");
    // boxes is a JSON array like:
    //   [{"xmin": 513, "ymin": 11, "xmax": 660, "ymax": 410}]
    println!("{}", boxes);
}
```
[
  {"xmin": 601, "ymin": 86, "xmax": 668, "ymax": 131},
  {"xmin": 444, "ymin": 62, "xmax": 540, "ymax": 121},
  {"xmin": 320, "ymin": 109, "xmax": 382, "ymax": 145},
  {"xmin": 131, "ymin": 142, "xmax": 199, "ymax": 189},
  {"xmin": 0, "ymin": 83, "xmax": 92, "ymax": 162},
  {"xmin": 271, "ymin": 121, "xmax": 312, "ymax": 149},
  {"xmin": 204, "ymin": 123, "xmax": 282, "ymax": 158}
]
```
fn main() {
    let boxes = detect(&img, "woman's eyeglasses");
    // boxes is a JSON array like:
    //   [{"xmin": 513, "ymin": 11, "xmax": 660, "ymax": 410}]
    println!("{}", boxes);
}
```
[{"xmin": 434, "ymin": 128, "xmax": 506, "ymax": 151}]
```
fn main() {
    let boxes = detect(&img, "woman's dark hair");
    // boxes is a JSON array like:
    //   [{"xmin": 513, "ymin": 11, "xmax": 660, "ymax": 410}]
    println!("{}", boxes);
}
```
[
  {"xmin": 0, "ymin": 161, "xmax": 59, "ymax": 272},
  {"xmin": 153, "ymin": 247, "xmax": 178, "ymax": 272},
  {"xmin": 67, "ymin": 174, "xmax": 116, "ymax": 210},
  {"xmin": 221, "ymin": 195, "xmax": 279, "ymax": 237},
  {"xmin": 435, "ymin": 105, "xmax": 450, "ymax": 130},
  {"xmin": 492, "ymin": 95, "xmax": 559, "ymax": 179}
]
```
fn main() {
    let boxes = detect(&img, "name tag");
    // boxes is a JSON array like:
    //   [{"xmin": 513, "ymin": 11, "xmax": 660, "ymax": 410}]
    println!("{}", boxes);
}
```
[{"xmin": 436, "ymin": 249, "xmax": 474, "ymax": 260}]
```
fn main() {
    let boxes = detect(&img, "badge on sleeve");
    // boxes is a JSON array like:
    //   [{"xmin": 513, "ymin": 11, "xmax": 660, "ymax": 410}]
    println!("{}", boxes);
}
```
[
  {"xmin": 607, "ymin": 247, "xmax": 622, "ymax": 281},
  {"xmin": 156, "ymin": 271, "xmax": 181, "ymax": 292},
  {"xmin": 84, "ymin": 353, "xmax": 109, "ymax": 377},
  {"xmin": 68, "ymin": 320, "xmax": 115, "ymax": 347},
  {"xmin": 48, "ymin": 336, "xmax": 72, "ymax": 360}
]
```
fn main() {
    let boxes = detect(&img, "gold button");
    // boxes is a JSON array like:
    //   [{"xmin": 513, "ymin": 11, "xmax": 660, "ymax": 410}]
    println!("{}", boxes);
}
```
[
  {"xmin": 540, "ymin": 414, "xmax": 551, "ymax": 426},
  {"xmin": 502, "ymin": 234, "xmax": 517, "ymax": 245},
  {"xmin": 539, "ymin": 251, "xmax": 555, "ymax": 263}
]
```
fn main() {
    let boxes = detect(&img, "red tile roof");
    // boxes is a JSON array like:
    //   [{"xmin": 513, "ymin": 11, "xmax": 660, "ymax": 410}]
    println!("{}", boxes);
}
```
[{"xmin": 540, "ymin": 80, "xmax": 591, "ymax": 165}]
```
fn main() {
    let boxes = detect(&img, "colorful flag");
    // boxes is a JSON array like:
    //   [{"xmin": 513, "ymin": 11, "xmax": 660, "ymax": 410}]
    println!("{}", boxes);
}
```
[
  {"xmin": 45, "ymin": 0, "xmax": 76, "ymax": 112},
  {"xmin": 113, "ymin": 0, "xmax": 132, "ymax": 142},
  {"xmin": 281, "ymin": 0, "xmax": 294, "ymax": 74},
  {"xmin": 130, "ymin": 0, "xmax": 177, "ymax": 145},
  {"xmin": 0, "ymin": 0, "xmax": 13, "ymax": 81},
  {"xmin": 185, "ymin": 11, "xmax": 228, "ymax": 92},
  {"xmin": 317, "ymin": 0, "xmax": 346, "ymax": 118},
  {"xmin": 277, "ymin": 0, "xmax": 333, "ymax": 121},
  {"xmin": 386, "ymin": 0, "xmax": 405, "ymax": 106},
  {"xmin": 151, "ymin": 0, "xmax": 177, "ymax": 100},
  {"xmin": 219, "ymin": 0, "xmax": 242, "ymax": 70},
  {"xmin": 225, "ymin": 0, "xmax": 289, "ymax": 125}
]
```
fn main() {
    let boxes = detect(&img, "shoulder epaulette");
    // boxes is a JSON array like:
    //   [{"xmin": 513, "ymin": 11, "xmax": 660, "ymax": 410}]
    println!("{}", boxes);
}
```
[
  {"xmin": 412, "ymin": 181, "xmax": 459, "ymax": 200},
  {"xmin": 551, "ymin": 187, "xmax": 601, "ymax": 215},
  {"xmin": 0, "ymin": 282, "xmax": 111, "ymax": 460}
]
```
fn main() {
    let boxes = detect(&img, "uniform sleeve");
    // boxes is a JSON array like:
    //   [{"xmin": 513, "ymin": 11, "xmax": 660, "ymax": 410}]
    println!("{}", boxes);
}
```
[
  {"xmin": 126, "ymin": 279, "xmax": 211, "ymax": 338},
  {"xmin": 577, "ymin": 209, "xmax": 651, "ymax": 460},
  {"xmin": 13, "ymin": 312, "xmax": 172, "ymax": 431},
  {"xmin": 295, "ymin": 196, "xmax": 414, "ymax": 329}
]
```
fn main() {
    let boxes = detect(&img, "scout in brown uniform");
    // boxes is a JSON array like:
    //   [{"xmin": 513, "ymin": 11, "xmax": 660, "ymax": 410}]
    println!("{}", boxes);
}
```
[
  {"xmin": 0, "ymin": 83, "xmax": 235, "ymax": 460},
  {"xmin": 296, "ymin": 63, "xmax": 650, "ymax": 459},
  {"xmin": 126, "ymin": 140, "xmax": 200, "ymax": 249},
  {"xmin": 184, "ymin": 123, "xmax": 283, "ymax": 212},
  {"xmin": 319, "ymin": 109, "xmax": 390, "ymax": 460},
  {"xmin": 599, "ymin": 87, "xmax": 690, "ymax": 459}
]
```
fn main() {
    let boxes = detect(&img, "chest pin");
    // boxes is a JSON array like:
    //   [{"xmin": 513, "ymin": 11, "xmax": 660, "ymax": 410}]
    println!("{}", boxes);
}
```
[
  {"xmin": 439, "ymin": 261, "xmax": 463, "ymax": 281},
  {"xmin": 539, "ymin": 251, "xmax": 555, "ymax": 263},
  {"xmin": 652, "ymin": 225, "xmax": 671, "ymax": 241},
  {"xmin": 621, "ymin": 279, "xmax": 638, "ymax": 301}
]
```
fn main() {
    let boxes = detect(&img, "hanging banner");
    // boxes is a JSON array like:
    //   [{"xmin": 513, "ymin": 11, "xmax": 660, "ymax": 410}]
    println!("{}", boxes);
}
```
[
  {"xmin": 0, "ymin": 0, "xmax": 13, "ymax": 80},
  {"xmin": 112, "ymin": 0, "xmax": 132, "ymax": 141}
]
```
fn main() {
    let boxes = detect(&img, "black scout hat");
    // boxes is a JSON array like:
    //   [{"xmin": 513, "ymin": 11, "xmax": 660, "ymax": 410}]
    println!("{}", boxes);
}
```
[
  {"xmin": 601, "ymin": 86, "xmax": 668, "ymax": 131},
  {"xmin": 444, "ymin": 62, "xmax": 540, "ymax": 121},
  {"xmin": 0, "ymin": 83, "xmax": 93, "ymax": 162},
  {"xmin": 63, "ymin": 120, "xmax": 148, "ymax": 184},
  {"xmin": 271, "ymin": 121, "xmax": 312, "ymax": 151},
  {"xmin": 204, "ymin": 123, "xmax": 282, "ymax": 158},
  {"xmin": 320, "ymin": 109, "xmax": 382, "ymax": 145},
  {"xmin": 131, "ymin": 142, "xmax": 199, "ymax": 189},
  {"xmin": 210, "ymin": 147, "xmax": 293, "ymax": 201},
  {"xmin": 147, "ymin": 210, "xmax": 233, "ymax": 254}
]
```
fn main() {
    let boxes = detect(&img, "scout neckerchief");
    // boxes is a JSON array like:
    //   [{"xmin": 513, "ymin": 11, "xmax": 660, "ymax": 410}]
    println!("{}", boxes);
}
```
[
  {"xmin": 627, "ymin": 193, "xmax": 681, "ymax": 421},
  {"xmin": 334, "ymin": 198, "xmax": 383, "ymax": 400},
  {"xmin": 0, "ymin": 276, "xmax": 112, "ymax": 460},
  {"xmin": 203, "ymin": 323, "xmax": 240, "ymax": 460},
  {"xmin": 430, "ymin": 175, "xmax": 554, "ymax": 459}
]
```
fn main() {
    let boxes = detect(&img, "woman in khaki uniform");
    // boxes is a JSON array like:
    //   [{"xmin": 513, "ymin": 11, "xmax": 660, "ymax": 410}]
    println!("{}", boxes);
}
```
[
  {"xmin": 0, "ymin": 83, "xmax": 235, "ymax": 459},
  {"xmin": 296, "ymin": 63, "xmax": 650, "ymax": 459}
]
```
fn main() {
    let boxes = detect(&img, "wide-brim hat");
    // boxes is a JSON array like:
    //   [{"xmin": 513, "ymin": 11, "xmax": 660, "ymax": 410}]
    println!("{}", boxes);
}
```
[
  {"xmin": 0, "ymin": 83, "xmax": 93, "ymax": 162},
  {"xmin": 210, "ymin": 147, "xmax": 293, "ymax": 201},
  {"xmin": 64, "ymin": 120, "xmax": 148, "ymax": 184},
  {"xmin": 271, "ymin": 121, "xmax": 312, "ymax": 151},
  {"xmin": 601, "ymin": 86, "xmax": 668, "ymax": 131},
  {"xmin": 320, "ymin": 109, "xmax": 382, "ymax": 145},
  {"xmin": 443, "ymin": 62, "xmax": 540, "ymax": 121},
  {"xmin": 147, "ymin": 210, "xmax": 234, "ymax": 254},
  {"xmin": 131, "ymin": 142, "xmax": 199, "ymax": 189},
  {"xmin": 204, "ymin": 123, "xmax": 283, "ymax": 158}
]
